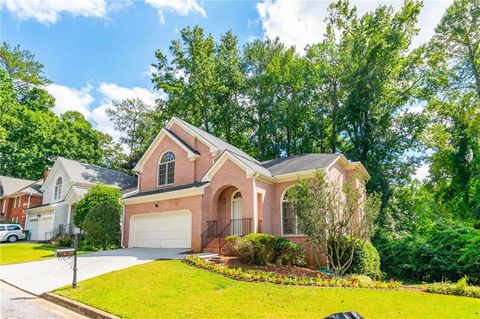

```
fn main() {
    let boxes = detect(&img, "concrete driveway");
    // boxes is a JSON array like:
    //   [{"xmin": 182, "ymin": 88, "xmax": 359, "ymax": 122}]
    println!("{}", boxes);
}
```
[{"xmin": 0, "ymin": 248, "xmax": 188, "ymax": 295}]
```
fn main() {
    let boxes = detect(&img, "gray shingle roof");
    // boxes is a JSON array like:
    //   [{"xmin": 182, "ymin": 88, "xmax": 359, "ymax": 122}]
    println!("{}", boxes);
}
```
[
  {"xmin": 261, "ymin": 153, "xmax": 340, "ymax": 176},
  {"xmin": 59, "ymin": 157, "xmax": 137, "ymax": 190},
  {"xmin": 124, "ymin": 182, "xmax": 208, "ymax": 199},
  {"xmin": 0, "ymin": 176, "xmax": 35, "ymax": 197},
  {"xmin": 15, "ymin": 179, "xmax": 43, "ymax": 196},
  {"xmin": 174, "ymin": 117, "xmax": 261, "ymax": 165}
]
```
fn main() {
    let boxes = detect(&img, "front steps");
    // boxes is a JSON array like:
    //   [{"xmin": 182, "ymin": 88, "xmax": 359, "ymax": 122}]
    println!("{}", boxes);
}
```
[{"xmin": 203, "ymin": 237, "xmax": 232, "ymax": 255}]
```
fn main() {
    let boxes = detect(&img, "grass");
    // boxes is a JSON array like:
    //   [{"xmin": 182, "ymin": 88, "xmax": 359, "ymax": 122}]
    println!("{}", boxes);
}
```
[
  {"xmin": 56, "ymin": 260, "xmax": 480, "ymax": 319},
  {"xmin": 0, "ymin": 243, "xmax": 58, "ymax": 265}
]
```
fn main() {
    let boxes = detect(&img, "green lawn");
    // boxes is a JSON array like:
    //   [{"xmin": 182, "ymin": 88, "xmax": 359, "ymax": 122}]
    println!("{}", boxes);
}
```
[
  {"xmin": 0, "ymin": 243, "xmax": 58, "ymax": 265},
  {"xmin": 56, "ymin": 260, "xmax": 480, "ymax": 319}
]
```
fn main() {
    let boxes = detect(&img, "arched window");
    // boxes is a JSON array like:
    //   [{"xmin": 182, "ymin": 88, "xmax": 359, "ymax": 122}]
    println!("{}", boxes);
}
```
[
  {"xmin": 54, "ymin": 177, "xmax": 63, "ymax": 201},
  {"xmin": 281, "ymin": 189, "xmax": 301, "ymax": 235},
  {"xmin": 158, "ymin": 151, "xmax": 175, "ymax": 186}
]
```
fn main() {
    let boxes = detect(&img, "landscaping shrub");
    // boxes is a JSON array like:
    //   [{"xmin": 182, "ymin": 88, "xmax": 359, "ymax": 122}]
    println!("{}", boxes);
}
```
[
  {"xmin": 184, "ymin": 256, "xmax": 401, "ymax": 289},
  {"xmin": 375, "ymin": 221, "xmax": 480, "ymax": 284},
  {"xmin": 273, "ymin": 237, "xmax": 306, "ymax": 266},
  {"xmin": 52, "ymin": 234, "xmax": 73, "ymax": 247},
  {"xmin": 425, "ymin": 277, "xmax": 480, "ymax": 299},
  {"xmin": 344, "ymin": 238, "xmax": 382, "ymax": 279},
  {"xmin": 83, "ymin": 201, "xmax": 121, "ymax": 250},
  {"xmin": 74, "ymin": 184, "xmax": 122, "ymax": 228},
  {"xmin": 235, "ymin": 233, "xmax": 276, "ymax": 265}
]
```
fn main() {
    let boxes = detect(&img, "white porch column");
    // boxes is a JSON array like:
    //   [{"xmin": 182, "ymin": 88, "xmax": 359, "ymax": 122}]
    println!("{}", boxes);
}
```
[
  {"xmin": 66, "ymin": 205, "xmax": 72, "ymax": 225},
  {"xmin": 252, "ymin": 174, "xmax": 258, "ymax": 234}
]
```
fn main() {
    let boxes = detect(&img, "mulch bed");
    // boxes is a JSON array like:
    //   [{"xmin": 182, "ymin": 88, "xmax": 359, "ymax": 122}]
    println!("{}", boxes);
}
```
[{"xmin": 219, "ymin": 256, "xmax": 326, "ymax": 278}]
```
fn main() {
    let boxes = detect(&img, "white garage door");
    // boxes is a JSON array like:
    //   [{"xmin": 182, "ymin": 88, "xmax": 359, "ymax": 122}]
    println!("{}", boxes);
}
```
[
  {"xmin": 130, "ymin": 211, "xmax": 192, "ymax": 248},
  {"xmin": 28, "ymin": 215, "xmax": 53, "ymax": 241}
]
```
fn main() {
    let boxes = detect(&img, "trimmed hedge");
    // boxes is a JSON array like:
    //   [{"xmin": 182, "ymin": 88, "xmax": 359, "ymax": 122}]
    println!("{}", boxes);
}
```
[
  {"xmin": 346, "ymin": 238, "xmax": 382, "ymax": 279},
  {"xmin": 273, "ymin": 237, "xmax": 306, "ymax": 266},
  {"xmin": 184, "ymin": 256, "xmax": 401, "ymax": 289}
]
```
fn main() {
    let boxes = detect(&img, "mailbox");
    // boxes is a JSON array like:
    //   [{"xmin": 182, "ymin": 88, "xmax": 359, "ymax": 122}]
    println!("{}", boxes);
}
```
[{"xmin": 56, "ymin": 248, "xmax": 75, "ymax": 257}]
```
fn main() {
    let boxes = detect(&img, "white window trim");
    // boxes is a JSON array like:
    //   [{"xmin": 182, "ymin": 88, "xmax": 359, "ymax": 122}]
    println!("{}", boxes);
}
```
[
  {"xmin": 280, "ymin": 186, "xmax": 303, "ymax": 236},
  {"xmin": 157, "ymin": 150, "xmax": 175, "ymax": 187},
  {"xmin": 54, "ymin": 177, "xmax": 63, "ymax": 201}
]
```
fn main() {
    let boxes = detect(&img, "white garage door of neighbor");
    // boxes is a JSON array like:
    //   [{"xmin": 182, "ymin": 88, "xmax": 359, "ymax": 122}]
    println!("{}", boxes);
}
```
[
  {"xmin": 28, "ymin": 216, "xmax": 53, "ymax": 241},
  {"xmin": 130, "ymin": 211, "xmax": 192, "ymax": 248}
]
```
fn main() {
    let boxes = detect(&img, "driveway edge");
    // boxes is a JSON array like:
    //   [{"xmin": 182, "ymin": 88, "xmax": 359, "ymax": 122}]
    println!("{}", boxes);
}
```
[{"xmin": 42, "ymin": 292, "xmax": 120, "ymax": 319}]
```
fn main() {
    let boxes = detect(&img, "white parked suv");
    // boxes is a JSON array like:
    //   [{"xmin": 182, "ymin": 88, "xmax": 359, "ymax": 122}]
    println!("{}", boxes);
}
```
[{"xmin": 0, "ymin": 224, "xmax": 26, "ymax": 243}]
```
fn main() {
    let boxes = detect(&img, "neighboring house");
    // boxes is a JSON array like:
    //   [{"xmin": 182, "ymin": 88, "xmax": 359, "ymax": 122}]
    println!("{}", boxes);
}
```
[
  {"xmin": 0, "ymin": 176, "xmax": 43, "ymax": 226},
  {"xmin": 121, "ymin": 117, "xmax": 369, "ymax": 262},
  {"xmin": 26, "ymin": 157, "xmax": 137, "ymax": 241}
]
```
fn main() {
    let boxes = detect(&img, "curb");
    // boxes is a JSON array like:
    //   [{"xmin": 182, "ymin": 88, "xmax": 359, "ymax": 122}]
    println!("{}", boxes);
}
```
[{"xmin": 42, "ymin": 292, "xmax": 120, "ymax": 319}]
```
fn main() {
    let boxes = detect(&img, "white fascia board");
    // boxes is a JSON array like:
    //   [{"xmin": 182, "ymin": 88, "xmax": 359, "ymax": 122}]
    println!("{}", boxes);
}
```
[
  {"xmin": 201, "ymin": 151, "xmax": 253, "ymax": 182},
  {"xmin": 166, "ymin": 117, "xmax": 219, "ymax": 154},
  {"xmin": 329, "ymin": 154, "xmax": 370, "ymax": 180},
  {"xmin": 120, "ymin": 184, "xmax": 206, "ymax": 205},
  {"xmin": 273, "ymin": 169, "xmax": 323, "ymax": 183},
  {"xmin": 133, "ymin": 128, "xmax": 199, "ymax": 173}
]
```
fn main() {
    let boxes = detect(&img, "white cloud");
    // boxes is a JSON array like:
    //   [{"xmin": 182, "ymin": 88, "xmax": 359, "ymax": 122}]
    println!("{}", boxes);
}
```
[
  {"xmin": 91, "ymin": 83, "xmax": 158, "ymax": 143},
  {"xmin": 414, "ymin": 163, "xmax": 430, "ymax": 180},
  {"xmin": 257, "ymin": 0, "xmax": 453, "ymax": 52},
  {"xmin": 47, "ymin": 83, "xmax": 94, "ymax": 118},
  {"xmin": 145, "ymin": 0, "xmax": 206, "ymax": 24},
  {"xmin": 2, "ymin": 0, "xmax": 107, "ymax": 25}
]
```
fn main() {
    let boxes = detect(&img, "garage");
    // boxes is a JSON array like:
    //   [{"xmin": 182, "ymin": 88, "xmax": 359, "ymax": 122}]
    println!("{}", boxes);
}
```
[
  {"xmin": 129, "ymin": 210, "xmax": 192, "ymax": 248},
  {"xmin": 27, "ymin": 215, "xmax": 53, "ymax": 241}
]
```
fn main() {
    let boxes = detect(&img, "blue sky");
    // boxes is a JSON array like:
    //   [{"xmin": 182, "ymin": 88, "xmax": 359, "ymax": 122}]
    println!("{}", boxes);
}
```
[{"xmin": 1, "ymin": 0, "xmax": 452, "ymax": 179}]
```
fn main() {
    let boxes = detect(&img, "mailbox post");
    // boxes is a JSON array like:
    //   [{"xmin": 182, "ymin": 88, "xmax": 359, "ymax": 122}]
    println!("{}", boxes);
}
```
[{"xmin": 56, "ymin": 233, "xmax": 79, "ymax": 288}]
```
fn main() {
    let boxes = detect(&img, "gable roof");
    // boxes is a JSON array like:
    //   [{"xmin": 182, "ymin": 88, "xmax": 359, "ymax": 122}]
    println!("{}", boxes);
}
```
[
  {"xmin": 13, "ymin": 179, "xmax": 43, "ymax": 196},
  {"xmin": 133, "ymin": 128, "xmax": 200, "ymax": 173},
  {"xmin": 57, "ymin": 157, "xmax": 137, "ymax": 190},
  {"xmin": 167, "ymin": 117, "xmax": 261, "ymax": 165},
  {"xmin": 262, "ymin": 153, "xmax": 340, "ymax": 176},
  {"xmin": 0, "ymin": 176, "xmax": 35, "ymax": 197}
]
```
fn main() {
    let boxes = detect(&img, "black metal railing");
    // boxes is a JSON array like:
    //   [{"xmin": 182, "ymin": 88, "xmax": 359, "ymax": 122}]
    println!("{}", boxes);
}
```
[
  {"xmin": 44, "ymin": 223, "xmax": 75, "ymax": 241},
  {"xmin": 201, "ymin": 220, "xmax": 217, "ymax": 248}
]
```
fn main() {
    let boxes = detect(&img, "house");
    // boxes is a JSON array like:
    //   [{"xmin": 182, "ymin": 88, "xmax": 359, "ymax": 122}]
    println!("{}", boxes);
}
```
[
  {"xmin": 25, "ymin": 157, "xmax": 137, "ymax": 241},
  {"xmin": 0, "ymin": 176, "xmax": 43, "ymax": 226},
  {"xmin": 121, "ymin": 117, "xmax": 369, "ymax": 262}
]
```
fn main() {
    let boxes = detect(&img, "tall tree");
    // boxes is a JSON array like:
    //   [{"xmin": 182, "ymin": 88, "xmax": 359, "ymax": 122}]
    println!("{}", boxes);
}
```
[
  {"xmin": 243, "ymin": 38, "xmax": 286, "ymax": 159},
  {"xmin": 0, "ymin": 43, "xmax": 121, "ymax": 179},
  {"xmin": 325, "ymin": 0, "xmax": 426, "ymax": 224},
  {"xmin": 423, "ymin": 0, "xmax": 480, "ymax": 220},
  {"xmin": 106, "ymin": 98, "xmax": 160, "ymax": 170}
]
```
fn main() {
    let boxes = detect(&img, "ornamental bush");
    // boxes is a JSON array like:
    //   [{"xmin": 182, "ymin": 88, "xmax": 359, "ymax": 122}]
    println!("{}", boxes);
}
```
[
  {"xmin": 227, "ymin": 234, "xmax": 306, "ymax": 266},
  {"xmin": 343, "ymin": 238, "xmax": 382, "ymax": 279},
  {"xmin": 83, "ymin": 201, "xmax": 121, "ymax": 250},
  {"xmin": 273, "ymin": 237, "xmax": 306, "ymax": 266},
  {"xmin": 74, "ymin": 184, "xmax": 122, "ymax": 228},
  {"xmin": 235, "ymin": 233, "xmax": 277, "ymax": 265}
]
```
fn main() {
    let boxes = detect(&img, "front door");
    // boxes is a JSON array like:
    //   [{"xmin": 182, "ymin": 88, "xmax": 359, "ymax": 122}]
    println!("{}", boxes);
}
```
[{"xmin": 231, "ymin": 191, "xmax": 243, "ymax": 235}]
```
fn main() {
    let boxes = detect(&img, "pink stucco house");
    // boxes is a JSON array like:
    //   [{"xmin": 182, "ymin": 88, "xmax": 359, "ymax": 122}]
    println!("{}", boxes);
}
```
[{"xmin": 121, "ymin": 117, "xmax": 369, "ymax": 261}]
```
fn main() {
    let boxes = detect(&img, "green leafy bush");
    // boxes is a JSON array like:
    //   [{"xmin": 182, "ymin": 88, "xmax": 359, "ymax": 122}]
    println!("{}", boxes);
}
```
[
  {"xmin": 273, "ymin": 237, "xmax": 306, "ymax": 266},
  {"xmin": 344, "ymin": 238, "xmax": 382, "ymax": 279},
  {"xmin": 235, "ymin": 233, "xmax": 276, "ymax": 265},
  {"xmin": 52, "ymin": 234, "xmax": 73, "ymax": 247},
  {"xmin": 184, "ymin": 256, "xmax": 401, "ymax": 289},
  {"xmin": 74, "ymin": 184, "xmax": 122, "ymax": 228},
  {"xmin": 83, "ymin": 201, "xmax": 121, "ymax": 250},
  {"xmin": 375, "ymin": 221, "xmax": 480, "ymax": 284},
  {"xmin": 228, "ymin": 234, "xmax": 306, "ymax": 266},
  {"xmin": 425, "ymin": 277, "xmax": 480, "ymax": 299}
]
